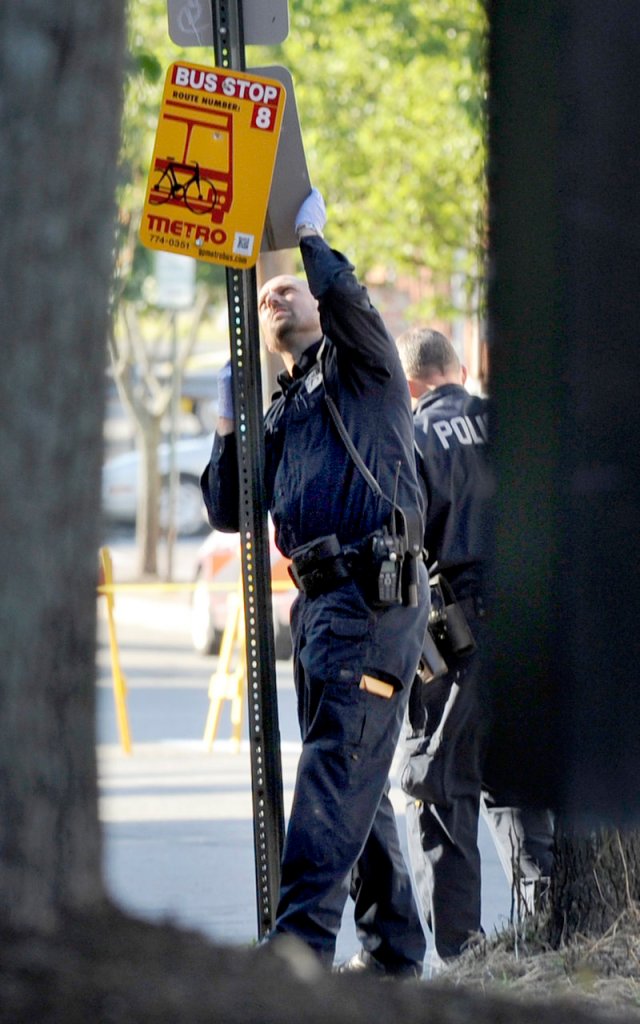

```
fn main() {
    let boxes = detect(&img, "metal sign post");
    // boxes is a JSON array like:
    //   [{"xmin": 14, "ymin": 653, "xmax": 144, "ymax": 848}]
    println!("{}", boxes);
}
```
[{"xmin": 209, "ymin": 0, "xmax": 285, "ymax": 938}]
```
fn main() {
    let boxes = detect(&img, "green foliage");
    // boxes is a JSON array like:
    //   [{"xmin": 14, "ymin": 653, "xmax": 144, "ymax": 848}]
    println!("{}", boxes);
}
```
[
  {"xmin": 120, "ymin": 0, "xmax": 486, "ymax": 317},
  {"xmin": 116, "ymin": 1, "xmax": 225, "ymax": 304},
  {"xmin": 275, "ymin": 0, "xmax": 487, "ymax": 308}
]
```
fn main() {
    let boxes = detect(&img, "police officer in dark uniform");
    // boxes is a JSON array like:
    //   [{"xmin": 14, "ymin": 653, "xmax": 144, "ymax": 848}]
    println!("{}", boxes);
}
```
[
  {"xmin": 395, "ymin": 327, "xmax": 554, "ymax": 971},
  {"xmin": 201, "ymin": 189, "xmax": 430, "ymax": 976}
]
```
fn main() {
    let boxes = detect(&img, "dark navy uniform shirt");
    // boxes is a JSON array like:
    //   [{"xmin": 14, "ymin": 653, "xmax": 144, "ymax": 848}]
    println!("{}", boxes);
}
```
[
  {"xmin": 201, "ymin": 236, "xmax": 422, "ymax": 558},
  {"xmin": 413, "ymin": 383, "xmax": 493, "ymax": 593}
]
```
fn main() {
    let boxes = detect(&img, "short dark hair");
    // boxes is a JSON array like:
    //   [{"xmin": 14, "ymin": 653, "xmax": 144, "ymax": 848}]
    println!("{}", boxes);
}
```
[{"xmin": 395, "ymin": 327, "xmax": 460, "ymax": 379}]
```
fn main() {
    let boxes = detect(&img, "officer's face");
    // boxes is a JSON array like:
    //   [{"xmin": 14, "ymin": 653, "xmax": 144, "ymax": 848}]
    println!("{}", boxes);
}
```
[{"xmin": 258, "ymin": 276, "xmax": 321, "ymax": 353}]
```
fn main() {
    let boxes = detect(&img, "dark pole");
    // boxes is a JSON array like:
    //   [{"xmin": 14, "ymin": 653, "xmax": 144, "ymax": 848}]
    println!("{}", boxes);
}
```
[
  {"xmin": 210, "ymin": 0, "xmax": 285, "ymax": 935},
  {"xmin": 484, "ymin": 1, "xmax": 566, "ymax": 810},
  {"xmin": 486, "ymin": 0, "xmax": 640, "ymax": 822}
]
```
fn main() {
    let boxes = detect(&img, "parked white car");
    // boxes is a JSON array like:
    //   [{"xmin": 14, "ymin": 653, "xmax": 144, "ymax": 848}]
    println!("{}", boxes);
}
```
[{"xmin": 102, "ymin": 434, "xmax": 213, "ymax": 536}]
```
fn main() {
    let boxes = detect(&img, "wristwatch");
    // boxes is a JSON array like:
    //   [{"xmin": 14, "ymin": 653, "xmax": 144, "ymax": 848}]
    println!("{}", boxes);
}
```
[{"xmin": 295, "ymin": 222, "xmax": 323, "ymax": 239}]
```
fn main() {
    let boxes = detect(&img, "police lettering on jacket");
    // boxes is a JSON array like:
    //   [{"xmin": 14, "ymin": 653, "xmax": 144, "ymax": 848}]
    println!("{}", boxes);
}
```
[{"xmin": 430, "ymin": 412, "xmax": 489, "ymax": 450}]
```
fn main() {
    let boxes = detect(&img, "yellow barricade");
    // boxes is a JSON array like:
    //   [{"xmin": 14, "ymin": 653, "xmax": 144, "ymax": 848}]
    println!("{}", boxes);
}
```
[
  {"xmin": 96, "ymin": 559, "xmax": 293, "ymax": 754},
  {"xmin": 98, "ymin": 547, "xmax": 132, "ymax": 755},
  {"xmin": 203, "ymin": 582, "xmax": 246, "ymax": 753},
  {"xmin": 202, "ymin": 579, "xmax": 293, "ymax": 753}
]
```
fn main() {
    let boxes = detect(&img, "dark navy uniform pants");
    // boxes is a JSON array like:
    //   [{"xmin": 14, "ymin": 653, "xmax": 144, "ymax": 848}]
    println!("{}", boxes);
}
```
[
  {"xmin": 273, "ymin": 569, "xmax": 429, "ymax": 969},
  {"xmin": 401, "ymin": 645, "xmax": 485, "ymax": 959},
  {"xmin": 400, "ymin": 619, "xmax": 554, "ymax": 959}
]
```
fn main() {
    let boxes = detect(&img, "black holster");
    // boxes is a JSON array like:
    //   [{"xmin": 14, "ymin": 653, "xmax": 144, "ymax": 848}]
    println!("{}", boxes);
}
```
[
  {"xmin": 429, "ymin": 574, "xmax": 477, "ymax": 658},
  {"xmin": 418, "ymin": 628, "xmax": 449, "ymax": 683}
]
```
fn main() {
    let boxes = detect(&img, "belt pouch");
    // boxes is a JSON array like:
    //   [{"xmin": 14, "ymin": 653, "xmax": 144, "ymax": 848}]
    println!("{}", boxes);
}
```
[{"xmin": 288, "ymin": 534, "xmax": 351, "ymax": 598}]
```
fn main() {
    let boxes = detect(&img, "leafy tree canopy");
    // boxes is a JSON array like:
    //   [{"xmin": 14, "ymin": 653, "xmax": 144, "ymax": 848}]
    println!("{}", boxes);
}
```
[
  {"xmin": 274, "ymin": 0, "xmax": 486, "ymax": 291},
  {"xmin": 121, "ymin": 0, "xmax": 486, "ymax": 315}
]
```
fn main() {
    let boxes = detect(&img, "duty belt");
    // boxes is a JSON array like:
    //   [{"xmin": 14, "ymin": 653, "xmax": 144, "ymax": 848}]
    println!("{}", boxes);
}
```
[{"xmin": 288, "ymin": 528, "xmax": 423, "ymax": 610}]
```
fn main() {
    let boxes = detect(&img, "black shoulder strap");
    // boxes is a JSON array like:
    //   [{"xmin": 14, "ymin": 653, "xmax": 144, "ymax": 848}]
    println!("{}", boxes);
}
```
[
  {"xmin": 320, "ymin": 350, "xmax": 425, "ymax": 595},
  {"xmin": 318, "ymin": 338, "xmax": 388, "ymax": 501},
  {"xmin": 323, "ymin": 389, "xmax": 386, "ymax": 502},
  {"xmin": 320, "ymin": 351, "xmax": 425, "ymax": 558}
]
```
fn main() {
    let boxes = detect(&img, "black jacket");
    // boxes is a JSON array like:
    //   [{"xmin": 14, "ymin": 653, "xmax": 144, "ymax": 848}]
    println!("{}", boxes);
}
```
[
  {"xmin": 201, "ymin": 236, "xmax": 423, "ymax": 558},
  {"xmin": 414, "ymin": 383, "xmax": 493, "ymax": 594}
]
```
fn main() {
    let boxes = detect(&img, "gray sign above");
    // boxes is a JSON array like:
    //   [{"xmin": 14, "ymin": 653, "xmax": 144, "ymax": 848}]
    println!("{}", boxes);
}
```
[
  {"xmin": 167, "ymin": 0, "xmax": 289, "ymax": 47},
  {"xmin": 253, "ymin": 66, "xmax": 311, "ymax": 253}
]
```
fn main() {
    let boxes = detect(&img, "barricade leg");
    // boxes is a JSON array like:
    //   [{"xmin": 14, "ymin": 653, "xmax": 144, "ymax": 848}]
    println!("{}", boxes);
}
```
[
  {"xmin": 204, "ymin": 588, "xmax": 246, "ymax": 752},
  {"xmin": 98, "ymin": 547, "xmax": 132, "ymax": 755}
]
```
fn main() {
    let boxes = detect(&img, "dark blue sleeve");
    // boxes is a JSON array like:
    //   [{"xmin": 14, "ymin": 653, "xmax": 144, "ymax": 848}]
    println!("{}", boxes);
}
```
[
  {"xmin": 200, "ymin": 432, "xmax": 240, "ymax": 532},
  {"xmin": 300, "ymin": 236, "xmax": 396, "ymax": 382},
  {"xmin": 300, "ymin": 235, "xmax": 354, "ymax": 297}
]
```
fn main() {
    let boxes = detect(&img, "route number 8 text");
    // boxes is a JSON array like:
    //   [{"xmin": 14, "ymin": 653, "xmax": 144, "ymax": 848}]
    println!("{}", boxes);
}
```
[{"xmin": 251, "ymin": 105, "xmax": 276, "ymax": 131}]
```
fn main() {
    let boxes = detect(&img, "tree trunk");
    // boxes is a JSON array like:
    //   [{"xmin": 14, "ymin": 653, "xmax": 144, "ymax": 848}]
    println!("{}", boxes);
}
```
[
  {"xmin": 0, "ymin": 1, "xmax": 125, "ymax": 931},
  {"xmin": 136, "ymin": 417, "xmax": 163, "ymax": 576},
  {"xmin": 547, "ymin": 823, "xmax": 640, "ymax": 947},
  {"xmin": 110, "ymin": 293, "xmax": 211, "ymax": 577}
]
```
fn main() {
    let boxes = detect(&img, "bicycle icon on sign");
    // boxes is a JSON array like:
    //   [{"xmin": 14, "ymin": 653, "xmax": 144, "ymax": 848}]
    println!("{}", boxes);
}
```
[{"xmin": 149, "ymin": 158, "xmax": 218, "ymax": 215}]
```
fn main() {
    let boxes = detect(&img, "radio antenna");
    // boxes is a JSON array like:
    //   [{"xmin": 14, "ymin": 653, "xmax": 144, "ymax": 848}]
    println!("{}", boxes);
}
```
[{"xmin": 391, "ymin": 461, "xmax": 401, "ymax": 535}]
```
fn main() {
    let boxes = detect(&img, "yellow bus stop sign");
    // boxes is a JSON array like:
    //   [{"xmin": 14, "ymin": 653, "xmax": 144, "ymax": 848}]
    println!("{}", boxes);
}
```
[{"xmin": 140, "ymin": 62, "xmax": 286, "ymax": 269}]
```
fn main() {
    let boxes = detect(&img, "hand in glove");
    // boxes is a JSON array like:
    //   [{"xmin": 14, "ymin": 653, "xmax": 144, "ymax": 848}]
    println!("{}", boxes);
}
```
[
  {"xmin": 294, "ymin": 187, "xmax": 327, "ymax": 238},
  {"xmin": 217, "ymin": 360, "xmax": 234, "ymax": 421}
]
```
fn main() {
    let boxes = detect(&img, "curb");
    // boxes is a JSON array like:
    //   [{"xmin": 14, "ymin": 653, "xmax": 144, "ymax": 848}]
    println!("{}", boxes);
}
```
[{"xmin": 98, "ymin": 591, "xmax": 193, "ymax": 635}]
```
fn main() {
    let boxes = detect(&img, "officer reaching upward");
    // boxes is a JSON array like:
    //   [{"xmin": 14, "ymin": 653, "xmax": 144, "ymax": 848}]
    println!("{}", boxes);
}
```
[
  {"xmin": 201, "ymin": 189, "xmax": 430, "ymax": 976},
  {"xmin": 396, "ymin": 327, "xmax": 554, "ymax": 971}
]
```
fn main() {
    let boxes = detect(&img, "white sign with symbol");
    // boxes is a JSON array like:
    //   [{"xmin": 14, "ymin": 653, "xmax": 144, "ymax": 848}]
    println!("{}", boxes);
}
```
[
  {"xmin": 154, "ymin": 252, "xmax": 196, "ymax": 309},
  {"xmin": 167, "ymin": 0, "xmax": 289, "ymax": 47}
]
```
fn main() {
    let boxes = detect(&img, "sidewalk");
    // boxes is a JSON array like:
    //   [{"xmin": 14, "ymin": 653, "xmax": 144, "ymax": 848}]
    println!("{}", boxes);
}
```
[
  {"xmin": 97, "ymin": 738, "xmax": 307, "ymax": 947},
  {"xmin": 96, "ymin": 556, "xmax": 512, "ymax": 966},
  {"xmin": 96, "ymin": 583, "xmax": 362, "ymax": 960}
]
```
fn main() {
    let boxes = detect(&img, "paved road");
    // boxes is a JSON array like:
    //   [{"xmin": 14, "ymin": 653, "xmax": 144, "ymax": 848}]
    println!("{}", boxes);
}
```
[{"xmin": 96, "ymin": 534, "xmax": 513, "ymax": 971}]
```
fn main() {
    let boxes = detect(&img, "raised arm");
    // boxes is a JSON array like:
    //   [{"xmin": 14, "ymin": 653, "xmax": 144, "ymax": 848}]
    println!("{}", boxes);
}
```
[{"xmin": 294, "ymin": 190, "xmax": 398, "ymax": 382}]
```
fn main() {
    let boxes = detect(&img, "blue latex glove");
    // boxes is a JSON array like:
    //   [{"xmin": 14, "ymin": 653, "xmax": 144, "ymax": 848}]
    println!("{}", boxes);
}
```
[
  {"xmin": 217, "ymin": 360, "xmax": 234, "ymax": 420},
  {"xmin": 294, "ymin": 187, "xmax": 327, "ymax": 236}
]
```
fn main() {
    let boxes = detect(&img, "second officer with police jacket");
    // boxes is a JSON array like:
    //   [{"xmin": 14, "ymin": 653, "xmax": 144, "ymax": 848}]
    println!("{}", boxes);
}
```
[{"xmin": 396, "ymin": 327, "xmax": 554, "ymax": 969}]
